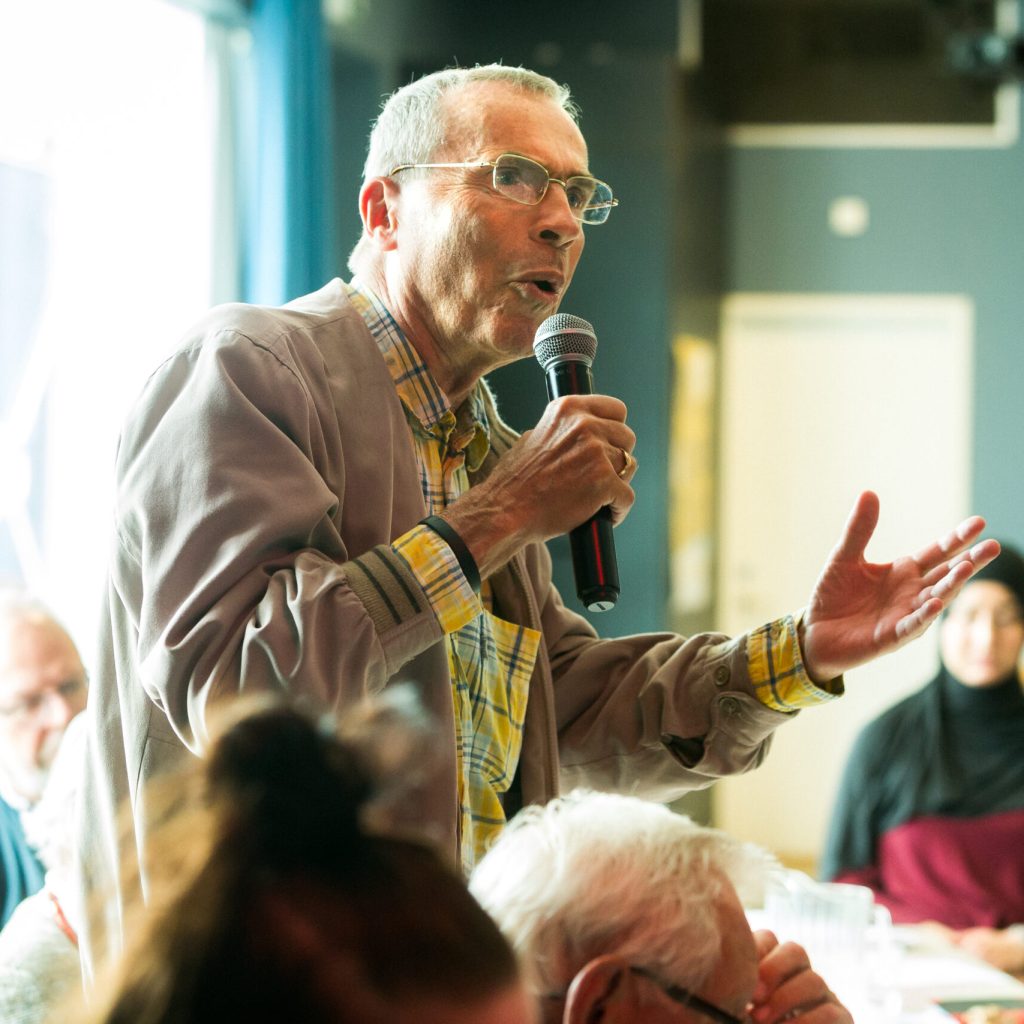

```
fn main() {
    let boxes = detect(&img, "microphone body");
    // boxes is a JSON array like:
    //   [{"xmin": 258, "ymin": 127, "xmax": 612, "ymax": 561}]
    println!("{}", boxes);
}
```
[{"xmin": 534, "ymin": 315, "xmax": 621, "ymax": 612}]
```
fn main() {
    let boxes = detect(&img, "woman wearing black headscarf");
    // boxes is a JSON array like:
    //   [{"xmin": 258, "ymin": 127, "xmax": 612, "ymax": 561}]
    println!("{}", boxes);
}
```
[{"xmin": 821, "ymin": 543, "xmax": 1024, "ymax": 976}]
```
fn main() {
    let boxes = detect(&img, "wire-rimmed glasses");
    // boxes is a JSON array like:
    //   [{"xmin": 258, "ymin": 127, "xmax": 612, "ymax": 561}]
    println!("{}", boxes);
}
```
[
  {"xmin": 542, "ymin": 965, "xmax": 747, "ymax": 1024},
  {"xmin": 389, "ymin": 152, "xmax": 618, "ymax": 224}
]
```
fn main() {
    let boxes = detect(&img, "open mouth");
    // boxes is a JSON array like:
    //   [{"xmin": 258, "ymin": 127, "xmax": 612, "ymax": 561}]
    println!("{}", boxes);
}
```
[{"xmin": 512, "ymin": 276, "xmax": 561, "ymax": 303}]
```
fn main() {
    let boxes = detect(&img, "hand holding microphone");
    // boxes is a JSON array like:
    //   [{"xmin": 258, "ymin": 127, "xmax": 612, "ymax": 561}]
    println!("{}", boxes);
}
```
[
  {"xmin": 533, "ymin": 313, "xmax": 631, "ymax": 612},
  {"xmin": 437, "ymin": 315, "xmax": 635, "ymax": 607}
]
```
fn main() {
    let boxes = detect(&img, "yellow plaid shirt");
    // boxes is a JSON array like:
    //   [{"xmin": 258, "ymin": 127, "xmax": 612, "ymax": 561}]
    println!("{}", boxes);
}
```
[
  {"xmin": 345, "ymin": 280, "xmax": 540, "ymax": 872},
  {"xmin": 344, "ymin": 279, "xmax": 838, "ymax": 871}
]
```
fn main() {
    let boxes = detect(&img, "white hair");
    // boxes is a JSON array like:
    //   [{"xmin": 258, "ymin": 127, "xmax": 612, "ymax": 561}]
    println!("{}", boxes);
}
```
[
  {"xmin": 0, "ymin": 589, "xmax": 59, "ymax": 631},
  {"xmin": 348, "ymin": 63, "xmax": 579, "ymax": 275},
  {"xmin": 469, "ymin": 790, "xmax": 775, "ymax": 997},
  {"xmin": 0, "ymin": 589, "xmax": 74, "ymax": 672}
]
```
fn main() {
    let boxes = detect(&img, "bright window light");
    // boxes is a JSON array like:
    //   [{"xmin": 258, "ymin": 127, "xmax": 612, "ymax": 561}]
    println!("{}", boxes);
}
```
[{"xmin": 0, "ymin": 0, "xmax": 215, "ymax": 659}]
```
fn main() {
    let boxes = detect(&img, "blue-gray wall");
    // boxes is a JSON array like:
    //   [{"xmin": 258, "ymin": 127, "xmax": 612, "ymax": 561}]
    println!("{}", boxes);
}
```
[{"xmin": 725, "ymin": 87, "xmax": 1024, "ymax": 550}]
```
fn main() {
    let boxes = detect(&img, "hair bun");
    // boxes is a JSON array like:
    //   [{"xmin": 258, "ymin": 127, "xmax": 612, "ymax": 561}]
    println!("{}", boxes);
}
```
[{"xmin": 205, "ymin": 700, "xmax": 373, "ymax": 876}]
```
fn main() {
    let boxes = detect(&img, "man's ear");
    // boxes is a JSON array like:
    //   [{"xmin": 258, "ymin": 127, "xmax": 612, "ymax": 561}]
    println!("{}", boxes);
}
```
[
  {"xmin": 358, "ymin": 177, "xmax": 400, "ymax": 252},
  {"xmin": 563, "ymin": 955, "xmax": 643, "ymax": 1024}
]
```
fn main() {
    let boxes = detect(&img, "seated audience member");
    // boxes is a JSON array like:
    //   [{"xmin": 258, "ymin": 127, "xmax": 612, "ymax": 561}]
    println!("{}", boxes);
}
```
[
  {"xmin": 470, "ymin": 790, "xmax": 850, "ymax": 1024},
  {"xmin": 76, "ymin": 696, "xmax": 535, "ymax": 1024},
  {"xmin": 0, "ymin": 712, "xmax": 85, "ymax": 1024},
  {"xmin": 0, "ymin": 593, "xmax": 87, "ymax": 926},
  {"xmin": 821, "ymin": 544, "xmax": 1024, "ymax": 976}
]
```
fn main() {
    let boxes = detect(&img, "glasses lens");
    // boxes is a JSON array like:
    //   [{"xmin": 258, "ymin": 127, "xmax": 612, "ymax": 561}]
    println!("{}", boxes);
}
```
[
  {"xmin": 579, "ymin": 179, "xmax": 615, "ymax": 224},
  {"xmin": 491, "ymin": 155, "xmax": 616, "ymax": 224},
  {"xmin": 492, "ymin": 154, "xmax": 547, "ymax": 206},
  {"xmin": 563, "ymin": 177, "xmax": 599, "ymax": 214}
]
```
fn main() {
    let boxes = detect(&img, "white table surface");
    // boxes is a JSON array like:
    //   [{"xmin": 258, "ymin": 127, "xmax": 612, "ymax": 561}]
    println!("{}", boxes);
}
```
[
  {"xmin": 885, "ymin": 926, "xmax": 1024, "ymax": 1023},
  {"xmin": 748, "ymin": 914, "xmax": 1024, "ymax": 1022}
]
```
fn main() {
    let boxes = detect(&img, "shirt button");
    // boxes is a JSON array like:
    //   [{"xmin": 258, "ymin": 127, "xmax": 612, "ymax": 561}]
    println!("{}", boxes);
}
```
[
  {"xmin": 719, "ymin": 696, "xmax": 741, "ymax": 717},
  {"xmin": 714, "ymin": 665, "xmax": 730, "ymax": 686}
]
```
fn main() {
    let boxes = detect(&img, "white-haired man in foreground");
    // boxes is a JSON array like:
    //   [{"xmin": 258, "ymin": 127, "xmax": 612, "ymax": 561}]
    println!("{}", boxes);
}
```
[{"xmin": 471, "ymin": 791, "xmax": 850, "ymax": 1024}]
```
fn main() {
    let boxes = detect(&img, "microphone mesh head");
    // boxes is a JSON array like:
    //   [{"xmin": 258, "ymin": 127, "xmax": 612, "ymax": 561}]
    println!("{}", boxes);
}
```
[{"xmin": 533, "ymin": 314, "xmax": 597, "ymax": 371}]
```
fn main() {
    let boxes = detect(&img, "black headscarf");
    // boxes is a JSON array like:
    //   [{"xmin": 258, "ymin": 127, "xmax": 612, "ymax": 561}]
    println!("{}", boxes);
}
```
[{"xmin": 821, "ymin": 543, "xmax": 1024, "ymax": 879}]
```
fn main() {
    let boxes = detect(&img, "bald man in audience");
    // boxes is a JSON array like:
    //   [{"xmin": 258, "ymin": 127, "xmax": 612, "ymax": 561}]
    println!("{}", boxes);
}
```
[
  {"xmin": 471, "ymin": 791, "xmax": 850, "ymax": 1024},
  {"xmin": 0, "ymin": 594, "xmax": 87, "ymax": 926}
]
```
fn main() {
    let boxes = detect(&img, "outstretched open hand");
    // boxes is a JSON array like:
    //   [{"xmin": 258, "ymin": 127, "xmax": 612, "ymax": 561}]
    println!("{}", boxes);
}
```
[{"xmin": 800, "ymin": 491, "xmax": 1000, "ymax": 683}]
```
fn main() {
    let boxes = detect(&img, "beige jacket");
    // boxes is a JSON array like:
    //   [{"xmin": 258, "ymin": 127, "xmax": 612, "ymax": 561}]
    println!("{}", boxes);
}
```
[{"xmin": 75, "ymin": 280, "xmax": 789, "ymax": 973}]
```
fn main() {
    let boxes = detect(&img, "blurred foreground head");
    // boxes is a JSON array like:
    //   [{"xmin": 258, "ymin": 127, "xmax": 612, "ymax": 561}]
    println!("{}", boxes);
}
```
[
  {"xmin": 82, "ymin": 694, "xmax": 534, "ymax": 1024},
  {"xmin": 471, "ymin": 790, "xmax": 772, "ymax": 1024}
]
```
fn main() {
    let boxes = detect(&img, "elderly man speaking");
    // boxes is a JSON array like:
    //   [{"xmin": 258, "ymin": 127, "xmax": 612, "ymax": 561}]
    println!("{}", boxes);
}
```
[{"xmin": 77, "ymin": 63, "xmax": 996, "ymax": 973}]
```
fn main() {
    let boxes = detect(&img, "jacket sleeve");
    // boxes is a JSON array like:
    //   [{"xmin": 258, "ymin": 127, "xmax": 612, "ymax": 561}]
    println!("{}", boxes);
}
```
[
  {"xmin": 112, "ymin": 320, "xmax": 443, "ymax": 751},
  {"xmin": 530, "ymin": 554, "xmax": 794, "ymax": 801}
]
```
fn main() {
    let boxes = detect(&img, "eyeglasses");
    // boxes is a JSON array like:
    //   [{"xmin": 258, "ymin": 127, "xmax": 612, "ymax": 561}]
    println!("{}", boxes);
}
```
[
  {"xmin": 0, "ymin": 677, "xmax": 86, "ymax": 724},
  {"xmin": 629, "ymin": 966, "xmax": 748, "ymax": 1024},
  {"xmin": 389, "ymin": 152, "xmax": 618, "ymax": 224},
  {"xmin": 542, "ymin": 965, "xmax": 746, "ymax": 1024}
]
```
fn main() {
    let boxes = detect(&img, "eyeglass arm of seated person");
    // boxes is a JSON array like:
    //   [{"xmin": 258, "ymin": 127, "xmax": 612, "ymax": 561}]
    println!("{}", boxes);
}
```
[
  {"xmin": 543, "ymin": 964, "xmax": 746, "ymax": 1024},
  {"xmin": 389, "ymin": 152, "xmax": 619, "ymax": 224}
]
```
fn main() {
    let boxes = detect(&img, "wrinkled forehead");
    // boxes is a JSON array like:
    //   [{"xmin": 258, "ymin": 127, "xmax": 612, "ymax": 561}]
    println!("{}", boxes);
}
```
[{"xmin": 438, "ymin": 81, "xmax": 589, "ymax": 172}]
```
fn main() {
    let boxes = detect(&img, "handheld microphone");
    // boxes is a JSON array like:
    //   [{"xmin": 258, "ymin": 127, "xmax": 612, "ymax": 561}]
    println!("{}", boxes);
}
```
[{"xmin": 533, "ymin": 313, "xmax": 621, "ymax": 613}]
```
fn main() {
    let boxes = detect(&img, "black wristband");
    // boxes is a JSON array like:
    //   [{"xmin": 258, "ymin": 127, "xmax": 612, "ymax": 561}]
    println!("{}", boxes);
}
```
[{"xmin": 419, "ymin": 515, "xmax": 481, "ymax": 593}]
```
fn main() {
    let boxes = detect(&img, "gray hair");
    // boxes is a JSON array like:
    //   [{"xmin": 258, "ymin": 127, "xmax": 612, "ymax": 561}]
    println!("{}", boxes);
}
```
[
  {"xmin": 469, "ymin": 790, "xmax": 775, "ymax": 997},
  {"xmin": 349, "ymin": 63, "xmax": 579, "ymax": 274},
  {"xmin": 0, "ymin": 590, "xmax": 70, "ymax": 658},
  {"xmin": 362, "ymin": 63, "xmax": 578, "ymax": 179}
]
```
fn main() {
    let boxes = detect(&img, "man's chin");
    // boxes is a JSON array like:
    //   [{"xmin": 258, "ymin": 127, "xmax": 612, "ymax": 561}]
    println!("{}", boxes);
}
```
[
  {"xmin": 0, "ymin": 761, "xmax": 48, "ymax": 806},
  {"xmin": 500, "ymin": 312, "xmax": 559, "ymax": 359}
]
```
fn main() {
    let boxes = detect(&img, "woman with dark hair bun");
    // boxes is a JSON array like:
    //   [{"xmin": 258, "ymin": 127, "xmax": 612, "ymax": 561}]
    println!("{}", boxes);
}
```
[{"xmin": 76, "ymin": 697, "xmax": 534, "ymax": 1024}]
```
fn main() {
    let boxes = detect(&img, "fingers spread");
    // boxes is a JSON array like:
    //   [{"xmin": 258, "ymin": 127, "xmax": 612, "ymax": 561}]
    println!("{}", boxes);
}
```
[
  {"xmin": 914, "ymin": 538, "xmax": 1003, "ymax": 611},
  {"xmin": 965, "ymin": 537, "xmax": 1001, "ymax": 573},
  {"xmin": 832, "ymin": 490, "xmax": 880, "ymax": 561},
  {"xmin": 911, "ymin": 515, "xmax": 987, "ymax": 573}
]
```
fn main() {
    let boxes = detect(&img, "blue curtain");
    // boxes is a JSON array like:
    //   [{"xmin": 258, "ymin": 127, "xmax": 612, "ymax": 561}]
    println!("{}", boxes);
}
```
[{"xmin": 241, "ymin": 0, "xmax": 336, "ymax": 305}]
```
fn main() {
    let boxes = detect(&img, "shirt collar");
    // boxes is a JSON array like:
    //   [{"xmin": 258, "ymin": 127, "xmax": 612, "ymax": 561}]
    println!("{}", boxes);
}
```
[{"xmin": 344, "ymin": 278, "xmax": 490, "ymax": 469}]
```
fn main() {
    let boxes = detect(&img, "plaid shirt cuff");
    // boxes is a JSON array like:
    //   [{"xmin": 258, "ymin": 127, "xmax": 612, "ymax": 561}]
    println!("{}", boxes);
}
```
[
  {"xmin": 748, "ymin": 610, "xmax": 844, "ymax": 712},
  {"xmin": 393, "ymin": 524, "xmax": 481, "ymax": 634}
]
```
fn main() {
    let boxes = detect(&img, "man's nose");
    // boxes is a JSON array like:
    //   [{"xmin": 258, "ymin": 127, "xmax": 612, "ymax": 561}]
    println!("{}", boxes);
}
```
[
  {"xmin": 535, "ymin": 183, "xmax": 583, "ymax": 246},
  {"xmin": 40, "ymin": 689, "xmax": 78, "ymax": 730}
]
